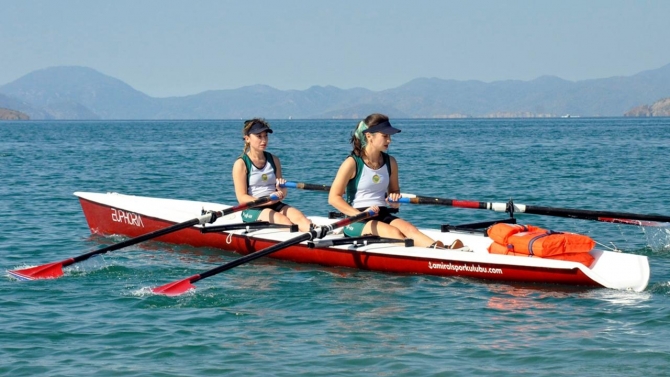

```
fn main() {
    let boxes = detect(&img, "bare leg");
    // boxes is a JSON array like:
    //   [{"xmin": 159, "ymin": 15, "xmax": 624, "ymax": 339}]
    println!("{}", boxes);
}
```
[
  {"xmin": 362, "ymin": 220, "xmax": 406, "ymax": 239},
  {"xmin": 258, "ymin": 208, "xmax": 293, "ymax": 227},
  {"xmin": 280, "ymin": 205, "xmax": 313, "ymax": 232},
  {"xmin": 389, "ymin": 218, "xmax": 437, "ymax": 248}
]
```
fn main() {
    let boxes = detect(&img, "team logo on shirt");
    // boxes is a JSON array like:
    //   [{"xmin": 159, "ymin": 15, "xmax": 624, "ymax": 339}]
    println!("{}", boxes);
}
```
[
  {"xmin": 262, "ymin": 173, "xmax": 268, "ymax": 181},
  {"xmin": 372, "ymin": 174, "xmax": 381, "ymax": 184}
]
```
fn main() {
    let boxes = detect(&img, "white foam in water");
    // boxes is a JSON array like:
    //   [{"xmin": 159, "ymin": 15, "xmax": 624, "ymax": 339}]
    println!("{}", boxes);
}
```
[
  {"xmin": 128, "ymin": 282, "xmax": 202, "ymax": 297},
  {"xmin": 65, "ymin": 254, "xmax": 109, "ymax": 276},
  {"xmin": 132, "ymin": 287, "xmax": 156, "ymax": 297},
  {"xmin": 642, "ymin": 226, "xmax": 670, "ymax": 253}
]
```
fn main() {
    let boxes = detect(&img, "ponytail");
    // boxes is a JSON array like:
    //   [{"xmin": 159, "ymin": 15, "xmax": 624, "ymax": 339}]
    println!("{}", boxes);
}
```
[{"xmin": 350, "ymin": 120, "xmax": 367, "ymax": 157}]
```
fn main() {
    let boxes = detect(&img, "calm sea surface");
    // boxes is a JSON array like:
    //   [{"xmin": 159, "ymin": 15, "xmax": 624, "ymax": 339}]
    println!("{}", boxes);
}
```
[{"xmin": 1, "ymin": 118, "xmax": 669, "ymax": 376}]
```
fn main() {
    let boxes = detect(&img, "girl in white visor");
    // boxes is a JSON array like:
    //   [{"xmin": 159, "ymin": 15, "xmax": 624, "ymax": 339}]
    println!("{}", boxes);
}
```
[
  {"xmin": 232, "ymin": 118, "xmax": 312, "ymax": 232},
  {"xmin": 328, "ymin": 113, "xmax": 462, "ymax": 249}
]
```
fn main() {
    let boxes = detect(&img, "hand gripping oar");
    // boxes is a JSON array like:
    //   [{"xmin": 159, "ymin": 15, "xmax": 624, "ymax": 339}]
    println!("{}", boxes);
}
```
[
  {"xmin": 152, "ymin": 209, "xmax": 375, "ymax": 296},
  {"xmin": 395, "ymin": 194, "xmax": 670, "ymax": 226},
  {"xmin": 281, "ymin": 181, "xmax": 670, "ymax": 227},
  {"xmin": 7, "ymin": 195, "xmax": 279, "ymax": 281}
]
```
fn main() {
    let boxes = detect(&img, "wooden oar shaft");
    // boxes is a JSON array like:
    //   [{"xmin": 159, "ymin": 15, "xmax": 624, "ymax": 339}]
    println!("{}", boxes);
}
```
[{"xmin": 407, "ymin": 196, "xmax": 488, "ymax": 209}]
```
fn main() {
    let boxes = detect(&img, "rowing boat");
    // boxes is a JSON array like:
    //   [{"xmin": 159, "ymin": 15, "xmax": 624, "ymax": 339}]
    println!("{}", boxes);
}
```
[{"xmin": 74, "ymin": 191, "xmax": 650, "ymax": 292}]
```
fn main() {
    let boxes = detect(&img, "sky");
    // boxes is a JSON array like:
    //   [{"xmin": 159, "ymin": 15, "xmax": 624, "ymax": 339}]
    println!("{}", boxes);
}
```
[{"xmin": 2, "ymin": 0, "xmax": 669, "ymax": 98}]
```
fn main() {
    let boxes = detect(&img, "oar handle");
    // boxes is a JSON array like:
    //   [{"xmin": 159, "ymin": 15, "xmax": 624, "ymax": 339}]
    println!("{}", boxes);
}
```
[
  {"xmin": 281, "ymin": 182, "xmax": 331, "ymax": 192},
  {"xmin": 392, "ymin": 195, "xmax": 488, "ymax": 209},
  {"xmin": 219, "ymin": 194, "xmax": 279, "ymax": 216},
  {"xmin": 315, "ymin": 209, "xmax": 376, "ymax": 238}
]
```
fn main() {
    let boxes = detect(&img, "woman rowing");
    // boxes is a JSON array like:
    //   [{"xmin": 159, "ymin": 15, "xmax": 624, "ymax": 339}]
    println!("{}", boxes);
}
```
[
  {"xmin": 328, "ymin": 113, "xmax": 463, "ymax": 249},
  {"xmin": 232, "ymin": 118, "xmax": 312, "ymax": 232}
]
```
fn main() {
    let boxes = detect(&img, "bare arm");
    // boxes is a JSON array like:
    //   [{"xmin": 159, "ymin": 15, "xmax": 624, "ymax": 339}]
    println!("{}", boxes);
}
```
[
  {"xmin": 232, "ymin": 158, "xmax": 256, "ymax": 204},
  {"xmin": 328, "ymin": 157, "xmax": 361, "ymax": 216},
  {"xmin": 272, "ymin": 154, "xmax": 288, "ymax": 199},
  {"xmin": 387, "ymin": 156, "xmax": 401, "ymax": 203}
]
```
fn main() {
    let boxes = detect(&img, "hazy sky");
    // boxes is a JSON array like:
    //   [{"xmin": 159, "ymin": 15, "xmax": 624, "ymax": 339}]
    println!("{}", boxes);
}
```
[{"xmin": 2, "ymin": 0, "xmax": 669, "ymax": 97}]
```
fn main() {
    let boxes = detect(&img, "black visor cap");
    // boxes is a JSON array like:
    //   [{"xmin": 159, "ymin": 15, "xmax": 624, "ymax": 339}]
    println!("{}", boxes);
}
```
[
  {"xmin": 246, "ymin": 122, "xmax": 273, "ymax": 135},
  {"xmin": 362, "ymin": 120, "xmax": 401, "ymax": 135}
]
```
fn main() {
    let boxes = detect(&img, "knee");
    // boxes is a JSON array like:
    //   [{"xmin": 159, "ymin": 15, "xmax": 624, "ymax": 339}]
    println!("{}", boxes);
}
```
[
  {"xmin": 402, "ymin": 225, "xmax": 422, "ymax": 238},
  {"xmin": 268, "ymin": 212, "xmax": 292, "ymax": 225}
]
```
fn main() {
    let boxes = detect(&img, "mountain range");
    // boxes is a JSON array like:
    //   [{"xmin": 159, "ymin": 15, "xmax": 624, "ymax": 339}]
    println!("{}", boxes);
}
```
[{"xmin": 1, "ymin": 64, "xmax": 670, "ymax": 120}]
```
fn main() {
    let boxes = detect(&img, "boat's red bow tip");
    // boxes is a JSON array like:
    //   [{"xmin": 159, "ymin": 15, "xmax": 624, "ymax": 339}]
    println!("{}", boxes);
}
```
[
  {"xmin": 7, "ymin": 262, "xmax": 65, "ymax": 281},
  {"xmin": 152, "ymin": 278, "xmax": 196, "ymax": 296}
]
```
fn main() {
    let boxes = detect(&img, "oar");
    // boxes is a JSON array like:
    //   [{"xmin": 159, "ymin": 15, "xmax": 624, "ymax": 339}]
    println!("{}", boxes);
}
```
[
  {"xmin": 281, "ymin": 181, "xmax": 331, "ymax": 192},
  {"xmin": 395, "ymin": 194, "xmax": 670, "ymax": 226},
  {"xmin": 152, "ymin": 209, "xmax": 375, "ymax": 296},
  {"xmin": 7, "ymin": 195, "xmax": 279, "ymax": 281},
  {"xmin": 281, "ymin": 181, "xmax": 670, "ymax": 227}
]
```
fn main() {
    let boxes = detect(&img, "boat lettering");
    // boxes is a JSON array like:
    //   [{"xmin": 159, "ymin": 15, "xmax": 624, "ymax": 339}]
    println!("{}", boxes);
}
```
[
  {"xmin": 428, "ymin": 261, "xmax": 503, "ymax": 275},
  {"xmin": 111, "ymin": 208, "xmax": 145, "ymax": 228}
]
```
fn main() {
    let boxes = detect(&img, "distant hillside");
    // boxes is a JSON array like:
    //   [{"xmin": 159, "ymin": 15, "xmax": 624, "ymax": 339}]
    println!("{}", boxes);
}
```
[
  {"xmin": 0, "ymin": 66, "xmax": 160, "ymax": 119},
  {"xmin": 0, "ymin": 92, "xmax": 51, "ymax": 119},
  {"xmin": 0, "ymin": 107, "xmax": 29, "ymax": 120},
  {"xmin": 1, "ymin": 64, "xmax": 670, "ymax": 119},
  {"xmin": 625, "ymin": 97, "xmax": 670, "ymax": 117}
]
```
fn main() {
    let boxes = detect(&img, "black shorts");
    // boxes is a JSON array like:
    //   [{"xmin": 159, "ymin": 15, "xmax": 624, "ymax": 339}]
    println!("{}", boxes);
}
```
[
  {"xmin": 359, "ymin": 206, "xmax": 399, "ymax": 224},
  {"xmin": 343, "ymin": 206, "xmax": 399, "ymax": 237}
]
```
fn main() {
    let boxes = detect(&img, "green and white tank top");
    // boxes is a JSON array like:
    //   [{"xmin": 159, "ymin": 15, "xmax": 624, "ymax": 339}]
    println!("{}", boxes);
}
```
[
  {"xmin": 346, "ymin": 153, "xmax": 391, "ymax": 208},
  {"xmin": 240, "ymin": 152, "xmax": 277, "ymax": 198}
]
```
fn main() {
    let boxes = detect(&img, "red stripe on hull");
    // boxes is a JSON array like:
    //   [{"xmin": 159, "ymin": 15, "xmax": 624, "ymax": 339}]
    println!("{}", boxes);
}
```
[{"xmin": 78, "ymin": 197, "xmax": 602, "ymax": 288}]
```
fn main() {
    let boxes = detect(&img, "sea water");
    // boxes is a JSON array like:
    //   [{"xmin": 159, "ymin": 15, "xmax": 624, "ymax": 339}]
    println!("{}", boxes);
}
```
[{"xmin": 1, "ymin": 118, "xmax": 669, "ymax": 376}]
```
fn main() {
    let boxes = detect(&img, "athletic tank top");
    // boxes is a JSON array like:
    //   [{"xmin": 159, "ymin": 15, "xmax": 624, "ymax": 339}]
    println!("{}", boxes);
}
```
[
  {"xmin": 240, "ymin": 152, "xmax": 278, "ymax": 198},
  {"xmin": 346, "ymin": 153, "xmax": 392, "ymax": 208}
]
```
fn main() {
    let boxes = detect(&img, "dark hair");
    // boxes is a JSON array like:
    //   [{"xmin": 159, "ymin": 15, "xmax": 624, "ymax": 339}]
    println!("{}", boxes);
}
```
[
  {"xmin": 350, "ymin": 113, "xmax": 389, "ymax": 157},
  {"xmin": 242, "ymin": 118, "xmax": 270, "ymax": 154}
]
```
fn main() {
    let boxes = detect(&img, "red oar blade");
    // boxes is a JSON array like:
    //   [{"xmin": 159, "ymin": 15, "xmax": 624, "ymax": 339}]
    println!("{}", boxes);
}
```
[
  {"xmin": 152, "ymin": 274, "xmax": 200, "ymax": 296},
  {"xmin": 598, "ymin": 217, "xmax": 667, "ymax": 227},
  {"xmin": 7, "ymin": 260, "xmax": 69, "ymax": 281}
]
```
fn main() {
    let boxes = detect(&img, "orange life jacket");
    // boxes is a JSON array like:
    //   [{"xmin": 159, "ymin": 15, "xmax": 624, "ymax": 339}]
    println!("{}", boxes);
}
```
[
  {"xmin": 487, "ymin": 222, "xmax": 596, "ymax": 259},
  {"xmin": 487, "ymin": 223, "xmax": 546, "ymax": 244},
  {"xmin": 488, "ymin": 241, "xmax": 596, "ymax": 267}
]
